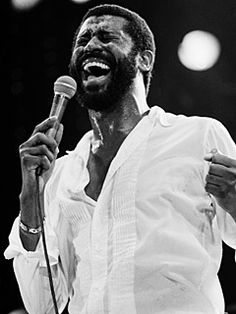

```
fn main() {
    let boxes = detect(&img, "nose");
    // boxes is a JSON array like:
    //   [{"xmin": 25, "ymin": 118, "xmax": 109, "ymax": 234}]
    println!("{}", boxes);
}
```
[{"xmin": 84, "ymin": 36, "xmax": 103, "ymax": 52}]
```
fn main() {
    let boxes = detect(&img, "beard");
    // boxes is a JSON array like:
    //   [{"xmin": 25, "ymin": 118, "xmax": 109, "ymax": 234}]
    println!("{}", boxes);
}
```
[{"xmin": 69, "ymin": 48, "xmax": 138, "ymax": 112}]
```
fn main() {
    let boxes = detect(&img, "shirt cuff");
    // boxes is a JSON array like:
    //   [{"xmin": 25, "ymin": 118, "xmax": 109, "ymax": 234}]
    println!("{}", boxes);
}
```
[{"xmin": 4, "ymin": 216, "xmax": 59, "ymax": 267}]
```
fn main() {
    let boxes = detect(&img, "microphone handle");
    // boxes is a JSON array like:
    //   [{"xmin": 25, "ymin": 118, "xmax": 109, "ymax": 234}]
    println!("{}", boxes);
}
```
[
  {"xmin": 36, "ymin": 93, "xmax": 68, "ymax": 177},
  {"xmin": 49, "ymin": 93, "xmax": 68, "ymax": 122}
]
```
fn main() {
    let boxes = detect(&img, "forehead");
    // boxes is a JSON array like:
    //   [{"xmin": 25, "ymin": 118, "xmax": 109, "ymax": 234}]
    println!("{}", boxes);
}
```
[{"xmin": 78, "ymin": 15, "xmax": 128, "ymax": 35}]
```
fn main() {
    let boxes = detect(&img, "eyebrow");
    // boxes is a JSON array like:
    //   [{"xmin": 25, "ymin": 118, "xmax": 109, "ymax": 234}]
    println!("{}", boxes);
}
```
[
  {"xmin": 77, "ymin": 28, "xmax": 119, "ymax": 41},
  {"xmin": 77, "ymin": 29, "xmax": 92, "ymax": 38},
  {"xmin": 80, "ymin": 27, "xmax": 117, "ymax": 34}
]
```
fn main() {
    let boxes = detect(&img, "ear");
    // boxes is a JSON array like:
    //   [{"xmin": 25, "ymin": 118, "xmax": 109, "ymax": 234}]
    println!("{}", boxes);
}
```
[{"xmin": 137, "ymin": 50, "xmax": 154, "ymax": 72}]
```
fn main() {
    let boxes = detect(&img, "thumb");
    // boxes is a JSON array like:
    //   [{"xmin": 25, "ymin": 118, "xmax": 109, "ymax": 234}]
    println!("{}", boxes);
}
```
[
  {"xmin": 55, "ymin": 123, "xmax": 64, "ymax": 146},
  {"xmin": 204, "ymin": 148, "xmax": 218, "ymax": 162}
]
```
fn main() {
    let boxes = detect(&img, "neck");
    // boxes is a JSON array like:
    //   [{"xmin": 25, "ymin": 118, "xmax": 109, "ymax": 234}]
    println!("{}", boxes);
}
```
[{"xmin": 88, "ymin": 79, "xmax": 149, "ymax": 154}]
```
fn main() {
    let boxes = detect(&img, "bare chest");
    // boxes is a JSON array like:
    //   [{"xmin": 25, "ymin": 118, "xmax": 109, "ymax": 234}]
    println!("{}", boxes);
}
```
[
  {"xmin": 84, "ymin": 130, "xmax": 132, "ymax": 200},
  {"xmin": 84, "ymin": 151, "xmax": 114, "ymax": 201}
]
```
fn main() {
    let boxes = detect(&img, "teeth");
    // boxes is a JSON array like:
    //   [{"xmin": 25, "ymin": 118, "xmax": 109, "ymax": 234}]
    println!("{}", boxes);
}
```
[{"xmin": 83, "ymin": 61, "xmax": 110, "ymax": 72}]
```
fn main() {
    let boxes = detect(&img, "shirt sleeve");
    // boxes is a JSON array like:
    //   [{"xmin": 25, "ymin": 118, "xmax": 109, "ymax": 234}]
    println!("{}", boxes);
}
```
[
  {"xmin": 3, "ymin": 213, "xmax": 69, "ymax": 314},
  {"xmin": 206, "ymin": 118, "xmax": 236, "ymax": 255},
  {"xmin": 4, "ymin": 215, "xmax": 59, "ymax": 265}
]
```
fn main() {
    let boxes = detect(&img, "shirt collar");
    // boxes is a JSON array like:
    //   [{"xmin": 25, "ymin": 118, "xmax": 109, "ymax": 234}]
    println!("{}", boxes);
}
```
[
  {"xmin": 67, "ymin": 105, "xmax": 172, "ymax": 159},
  {"xmin": 149, "ymin": 105, "xmax": 173, "ymax": 127},
  {"xmin": 62, "ymin": 105, "xmax": 172, "ymax": 197}
]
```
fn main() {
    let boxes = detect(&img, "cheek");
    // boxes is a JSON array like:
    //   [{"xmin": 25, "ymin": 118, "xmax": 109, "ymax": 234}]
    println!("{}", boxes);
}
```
[
  {"xmin": 71, "ymin": 47, "xmax": 82, "ymax": 62},
  {"xmin": 107, "ymin": 40, "xmax": 133, "ymax": 57}
]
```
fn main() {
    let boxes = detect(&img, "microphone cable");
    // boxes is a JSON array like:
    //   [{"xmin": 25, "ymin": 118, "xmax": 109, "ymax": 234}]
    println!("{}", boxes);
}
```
[
  {"xmin": 35, "ymin": 169, "xmax": 59, "ymax": 314},
  {"xmin": 28, "ymin": 75, "xmax": 76, "ymax": 314}
]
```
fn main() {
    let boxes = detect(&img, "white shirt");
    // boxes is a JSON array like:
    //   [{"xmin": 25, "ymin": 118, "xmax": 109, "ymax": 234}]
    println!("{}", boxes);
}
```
[{"xmin": 4, "ymin": 106, "xmax": 236, "ymax": 314}]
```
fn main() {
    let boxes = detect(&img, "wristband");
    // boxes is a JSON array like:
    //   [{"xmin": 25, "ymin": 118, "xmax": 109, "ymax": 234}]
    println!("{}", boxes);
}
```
[{"xmin": 19, "ymin": 220, "xmax": 42, "ymax": 234}]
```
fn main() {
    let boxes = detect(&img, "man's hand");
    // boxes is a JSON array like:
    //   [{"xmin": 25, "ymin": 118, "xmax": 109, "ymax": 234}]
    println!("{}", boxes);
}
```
[
  {"xmin": 19, "ymin": 116, "xmax": 63, "ymax": 193},
  {"xmin": 205, "ymin": 149, "xmax": 236, "ymax": 221},
  {"xmin": 18, "ymin": 116, "xmax": 64, "ymax": 251}
]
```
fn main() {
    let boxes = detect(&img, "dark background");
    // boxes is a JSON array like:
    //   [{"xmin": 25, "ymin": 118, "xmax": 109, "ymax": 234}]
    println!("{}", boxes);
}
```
[{"xmin": 3, "ymin": 0, "xmax": 236, "ymax": 313}]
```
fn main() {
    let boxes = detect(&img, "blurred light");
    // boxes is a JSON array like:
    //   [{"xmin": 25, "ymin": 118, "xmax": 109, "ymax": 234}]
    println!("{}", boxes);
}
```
[
  {"xmin": 8, "ymin": 309, "xmax": 27, "ymax": 314},
  {"xmin": 11, "ymin": 0, "xmax": 42, "ymax": 11},
  {"xmin": 178, "ymin": 30, "xmax": 221, "ymax": 71},
  {"xmin": 69, "ymin": 0, "xmax": 91, "ymax": 3}
]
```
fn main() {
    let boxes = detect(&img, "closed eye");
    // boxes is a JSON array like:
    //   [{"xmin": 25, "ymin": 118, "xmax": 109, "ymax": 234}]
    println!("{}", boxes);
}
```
[
  {"xmin": 75, "ymin": 37, "xmax": 89, "ymax": 47},
  {"xmin": 98, "ymin": 30, "xmax": 120, "ymax": 43},
  {"xmin": 100, "ymin": 34, "xmax": 115, "ymax": 43},
  {"xmin": 75, "ymin": 30, "xmax": 120, "ymax": 47},
  {"xmin": 75, "ymin": 30, "xmax": 91, "ymax": 47}
]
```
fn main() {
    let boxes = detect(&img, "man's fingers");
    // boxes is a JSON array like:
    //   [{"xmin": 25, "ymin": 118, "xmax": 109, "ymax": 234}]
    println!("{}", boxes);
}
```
[
  {"xmin": 19, "ymin": 117, "xmax": 63, "ymax": 178},
  {"xmin": 205, "ymin": 169, "xmax": 236, "ymax": 198},
  {"xmin": 205, "ymin": 182, "xmax": 225, "ymax": 198},
  {"xmin": 205, "ymin": 151, "xmax": 236, "ymax": 168},
  {"xmin": 205, "ymin": 173, "xmax": 222, "ymax": 186},
  {"xmin": 31, "ymin": 116, "xmax": 58, "ymax": 136},
  {"xmin": 205, "ymin": 149, "xmax": 236, "ymax": 214},
  {"xmin": 20, "ymin": 132, "xmax": 58, "ymax": 154},
  {"xmin": 20, "ymin": 145, "xmax": 55, "ymax": 163},
  {"xmin": 208, "ymin": 163, "xmax": 236, "ymax": 181},
  {"xmin": 208, "ymin": 164, "xmax": 224, "ymax": 177},
  {"xmin": 21, "ymin": 154, "xmax": 51, "ymax": 172}
]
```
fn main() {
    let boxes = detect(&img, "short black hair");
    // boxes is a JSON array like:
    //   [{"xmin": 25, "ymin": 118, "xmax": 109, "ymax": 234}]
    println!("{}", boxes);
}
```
[{"xmin": 71, "ymin": 4, "xmax": 156, "ymax": 94}]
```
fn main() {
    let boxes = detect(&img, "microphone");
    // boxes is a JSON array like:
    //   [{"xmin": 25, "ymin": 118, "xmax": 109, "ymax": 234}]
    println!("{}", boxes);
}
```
[
  {"xmin": 47, "ymin": 75, "xmax": 77, "ymax": 137},
  {"xmin": 36, "ymin": 75, "xmax": 77, "ymax": 175},
  {"xmin": 34, "ymin": 76, "xmax": 77, "ymax": 314}
]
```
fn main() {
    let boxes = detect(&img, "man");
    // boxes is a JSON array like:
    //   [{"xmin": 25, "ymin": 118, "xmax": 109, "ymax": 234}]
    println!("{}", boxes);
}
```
[{"xmin": 4, "ymin": 4, "xmax": 236, "ymax": 314}]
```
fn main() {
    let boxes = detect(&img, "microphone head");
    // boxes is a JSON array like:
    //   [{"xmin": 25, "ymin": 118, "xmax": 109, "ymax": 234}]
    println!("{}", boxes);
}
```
[{"xmin": 54, "ymin": 75, "xmax": 77, "ymax": 99}]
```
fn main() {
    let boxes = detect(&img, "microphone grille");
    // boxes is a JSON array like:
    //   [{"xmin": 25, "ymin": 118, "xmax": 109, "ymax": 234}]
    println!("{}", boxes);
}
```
[{"xmin": 54, "ymin": 75, "xmax": 77, "ymax": 99}]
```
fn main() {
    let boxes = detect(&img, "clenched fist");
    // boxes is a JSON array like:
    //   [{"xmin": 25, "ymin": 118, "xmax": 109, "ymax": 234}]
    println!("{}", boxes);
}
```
[{"xmin": 205, "ymin": 149, "xmax": 236, "ymax": 221}]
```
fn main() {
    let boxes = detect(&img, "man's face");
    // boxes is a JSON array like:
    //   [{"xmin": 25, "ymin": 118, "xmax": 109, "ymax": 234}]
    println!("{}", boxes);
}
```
[{"xmin": 70, "ymin": 15, "xmax": 138, "ymax": 111}]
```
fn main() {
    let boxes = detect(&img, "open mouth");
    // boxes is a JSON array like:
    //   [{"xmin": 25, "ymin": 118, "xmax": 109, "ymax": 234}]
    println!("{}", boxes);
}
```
[{"xmin": 81, "ymin": 58, "xmax": 112, "ymax": 89}]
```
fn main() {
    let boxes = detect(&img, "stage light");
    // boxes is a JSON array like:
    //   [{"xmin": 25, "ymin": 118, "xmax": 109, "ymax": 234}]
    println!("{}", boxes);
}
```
[
  {"xmin": 69, "ymin": 0, "xmax": 91, "ymax": 3},
  {"xmin": 11, "ymin": 0, "xmax": 42, "ymax": 10},
  {"xmin": 177, "ymin": 30, "xmax": 221, "ymax": 71}
]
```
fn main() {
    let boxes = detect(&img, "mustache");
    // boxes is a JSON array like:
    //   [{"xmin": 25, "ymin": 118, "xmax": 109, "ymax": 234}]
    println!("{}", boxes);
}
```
[{"xmin": 70, "ymin": 49, "xmax": 116, "ymax": 71}]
